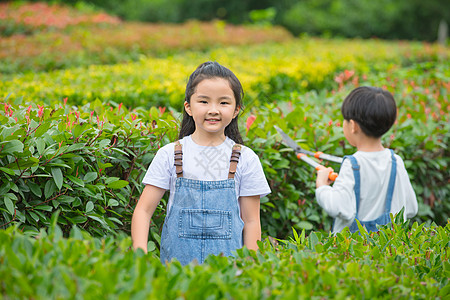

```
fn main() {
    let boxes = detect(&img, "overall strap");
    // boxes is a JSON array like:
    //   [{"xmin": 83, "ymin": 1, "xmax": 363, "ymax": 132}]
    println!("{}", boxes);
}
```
[
  {"xmin": 228, "ymin": 144, "xmax": 242, "ymax": 179},
  {"xmin": 343, "ymin": 155, "xmax": 361, "ymax": 219},
  {"xmin": 174, "ymin": 140, "xmax": 183, "ymax": 178},
  {"xmin": 384, "ymin": 149, "xmax": 397, "ymax": 213}
]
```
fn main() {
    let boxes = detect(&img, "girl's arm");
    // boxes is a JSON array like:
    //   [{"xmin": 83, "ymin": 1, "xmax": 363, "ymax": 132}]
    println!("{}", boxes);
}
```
[
  {"xmin": 131, "ymin": 184, "xmax": 166, "ymax": 253},
  {"xmin": 239, "ymin": 195, "xmax": 261, "ymax": 251}
]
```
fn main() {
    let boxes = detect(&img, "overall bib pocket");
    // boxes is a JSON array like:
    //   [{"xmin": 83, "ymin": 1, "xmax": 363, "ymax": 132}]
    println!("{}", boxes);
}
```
[{"xmin": 178, "ymin": 209, "xmax": 232, "ymax": 239}]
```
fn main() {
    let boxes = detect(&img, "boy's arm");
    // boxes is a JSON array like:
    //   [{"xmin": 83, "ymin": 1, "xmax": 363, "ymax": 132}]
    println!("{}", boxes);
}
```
[
  {"xmin": 315, "ymin": 160, "xmax": 356, "ymax": 221},
  {"xmin": 399, "ymin": 160, "xmax": 418, "ymax": 218},
  {"xmin": 131, "ymin": 184, "xmax": 166, "ymax": 253},
  {"xmin": 239, "ymin": 195, "xmax": 261, "ymax": 251}
]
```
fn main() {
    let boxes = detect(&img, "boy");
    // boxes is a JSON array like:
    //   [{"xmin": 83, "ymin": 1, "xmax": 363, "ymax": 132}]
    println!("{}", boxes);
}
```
[{"xmin": 316, "ymin": 86, "xmax": 418, "ymax": 233}]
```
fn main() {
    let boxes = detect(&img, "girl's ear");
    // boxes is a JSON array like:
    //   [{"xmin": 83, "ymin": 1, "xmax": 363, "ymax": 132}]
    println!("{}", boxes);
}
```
[
  {"xmin": 184, "ymin": 101, "xmax": 192, "ymax": 116},
  {"xmin": 233, "ymin": 106, "xmax": 240, "ymax": 119}
]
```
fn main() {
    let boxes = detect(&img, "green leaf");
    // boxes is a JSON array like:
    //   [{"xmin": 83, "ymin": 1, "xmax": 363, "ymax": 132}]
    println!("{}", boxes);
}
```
[
  {"xmin": 29, "ymin": 211, "xmax": 40, "ymax": 222},
  {"xmin": 28, "ymin": 181, "xmax": 42, "ymax": 197},
  {"xmin": 36, "ymin": 138, "xmax": 45, "ymax": 155},
  {"xmin": 108, "ymin": 217, "xmax": 123, "ymax": 225},
  {"xmin": 98, "ymin": 162, "xmax": 113, "ymax": 170},
  {"xmin": 72, "ymin": 123, "xmax": 87, "ymax": 139},
  {"xmin": 0, "ymin": 167, "xmax": 15, "ymax": 175},
  {"xmin": 108, "ymin": 199, "xmax": 119, "ymax": 207},
  {"xmin": 87, "ymin": 215, "xmax": 108, "ymax": 227},
  {"xmin": 107, "ymin": 180, "xmax": 129, "ymax": 189},
  {"xmin": 69, "ymin": 225, "xmax": 84, "ymax": 240},
  {"xmin": 51, "ymin": 167, "xmax": 63, "ymax": 190},
  {"xmin": 308, "ymin": 232, "xmax": 319, "ymax": 250},
  {"xmin": 0, "ymin": 182, "xmax": 10, "ymax": 196},
  {"xmin": 104, "ymin": 177, "xmax": 120, "ymax": 185},
  {"xmin": 356, "ymin": 219, "xmax": 369, "ymax": 236},
  {"xmin": 66, "ymin": 143, "xmax": 86, "ymax": 152},
  {"xmin": 111, "ymin": 148, "xmax": 128, "ymax": 156},
  {"xmin": 297, "ymin": 221, "xmax": 313, "ymax": 230},
  {"xmin": 86, "ymin": 201, "xmax": 94, "ymax": 213},
  {"xmin": 0, "ymin": 140, "xmax": 24, "ymax": 154},
  {"xmin": 47, "ymin": 163, "xmax": 72, "ymax": 168},
  {"xmin": 150, "ymin": 106, "xmax": 159, "ymax": 119},
  {"xmin": 6, "ymin": 157, "xmax": 39, "ymax": 170},
  {"xmin": 83, "ymin": 172, "xmax": 98, "ymax": 183},
  {"xmin": 439, "ymin": 283, "xmax": 450, "ymax": 297},
  {"xmin": 4, "ymin": 194, "xmax": 15, "ymax": 216},
  {"xmin": 34, "ymin": 121, "xmax": 51, "ymax": 138},
  {"xmin": 71, "ymin": 216, "xmax": 87, "ymax": 224},
  {"xmin": 35, "ymin": 205, "xmax": 53, "ymax": 212},
  {"xmin": 98, "ymin": 139, "xmax": 111, "ymax": 148},
  {"xmin": 67, "ymin": 175, "xmax": 84, "ymax": 187},
  {"xmin": 44, "ymin": 180, "xmax": 57, "ymax": 199},
  {"xmin": 315, "ymin": 243, "xmax": 324, "ymax": 253},
  {"xmin": 58, "ymin": 195, "xmax": 75, "ymax": 203},
  {"xmin": 147, "ymin": 241, "xmax": 156, "ymax": 252}
]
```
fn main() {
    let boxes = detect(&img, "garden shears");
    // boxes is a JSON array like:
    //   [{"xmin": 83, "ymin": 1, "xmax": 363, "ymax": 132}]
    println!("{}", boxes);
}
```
[{"xmin": 274, "ymin": 126, "xmax": 341, "ymax": 181}]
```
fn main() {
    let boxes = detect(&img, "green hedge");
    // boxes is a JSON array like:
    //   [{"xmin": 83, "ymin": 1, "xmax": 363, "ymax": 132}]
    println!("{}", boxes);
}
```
[
  {"xmin": 0, "ymin": 216, "xmax": 448, "ymax": 298},
  {"xmin": 0, "ymin": 100, "xmax": 178, "ymax": 236},
  {"xmin": 2, "ymin": 38, "xmax": 445, "ymax": 110},
  {"xmin": 1, "ymin": 61, "xmax": 448, "ymax": 241}
]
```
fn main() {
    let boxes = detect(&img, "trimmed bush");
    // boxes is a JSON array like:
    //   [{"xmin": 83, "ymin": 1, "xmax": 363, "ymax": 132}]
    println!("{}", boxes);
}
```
[
  {"xmin": 0, "ymin": 217, "xmax": 448, "ymax": 298},
  {"xmin": 0, "ymin": 100, "xmax": 178, "ymax": 236}
]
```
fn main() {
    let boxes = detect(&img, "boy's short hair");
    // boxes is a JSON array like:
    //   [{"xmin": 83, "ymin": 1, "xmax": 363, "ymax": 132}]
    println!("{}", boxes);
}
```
[{"xmin": 341, "ymin": 86, "xmax": 397, "ymax": 138}]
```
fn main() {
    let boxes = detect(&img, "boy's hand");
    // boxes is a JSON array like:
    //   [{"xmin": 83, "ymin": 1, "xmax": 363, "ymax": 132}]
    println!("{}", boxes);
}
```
[{"xmin": 316, "ymin": 167, "xmax": 334, "ymax": 188}]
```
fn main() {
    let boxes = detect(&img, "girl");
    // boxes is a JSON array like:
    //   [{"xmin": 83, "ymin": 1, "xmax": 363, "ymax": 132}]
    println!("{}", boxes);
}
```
[{"xmin": 131, "ymin": 61, "xmax": 271, "ymax": 265}]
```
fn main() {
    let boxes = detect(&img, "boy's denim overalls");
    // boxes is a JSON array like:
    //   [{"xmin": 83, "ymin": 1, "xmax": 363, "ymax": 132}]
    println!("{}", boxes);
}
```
[
  {"xmin": 160, "ymin": 141, "xmax": 244, "ymax": 265},
  {"xmin": 344, "ymin": 149, "xmax": 397, "ymax": 233}
]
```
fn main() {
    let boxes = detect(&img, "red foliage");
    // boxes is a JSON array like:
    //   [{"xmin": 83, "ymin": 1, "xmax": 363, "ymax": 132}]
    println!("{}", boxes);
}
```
[{"xmin": 0, "ymin": 2, "xmax": 120, "ymax": 30}]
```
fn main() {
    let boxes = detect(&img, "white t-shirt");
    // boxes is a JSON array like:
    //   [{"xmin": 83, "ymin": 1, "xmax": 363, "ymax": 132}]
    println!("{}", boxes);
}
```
[
  {"xmin": 142, "ymin": 135, "xmax": 271, "ymax": 212},
  {"xmin": 315, "ymin": 149, "xmax": 418, "ymax": 233}
]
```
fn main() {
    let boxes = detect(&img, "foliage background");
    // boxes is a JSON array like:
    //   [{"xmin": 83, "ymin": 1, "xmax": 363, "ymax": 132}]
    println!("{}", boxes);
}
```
[
  {"xmin": 22, "ymin": 0, "xmax": 450, "ymax": 41},
  {"xmin": 0, "ymin": 1, "xmax": 449, "ymax": 240},
  {"xmin": 0, "ymin": 2, "xmax": 449, "ymax": 298}
]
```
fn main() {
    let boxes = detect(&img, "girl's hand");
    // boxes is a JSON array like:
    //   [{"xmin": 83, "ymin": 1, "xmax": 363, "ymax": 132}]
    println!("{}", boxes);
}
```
[{"xmin": 316, "ymin": 167, "xmax": 334, "ymax": 188}]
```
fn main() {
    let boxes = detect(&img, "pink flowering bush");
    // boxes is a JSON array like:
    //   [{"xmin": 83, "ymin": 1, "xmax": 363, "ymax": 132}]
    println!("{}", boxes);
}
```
[{"xmin": 0, "ymin": 2, "xmax": 120, "ymax": 35}]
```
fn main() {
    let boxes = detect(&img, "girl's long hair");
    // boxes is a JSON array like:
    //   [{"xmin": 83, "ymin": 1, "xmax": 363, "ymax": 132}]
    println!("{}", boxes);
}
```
[{"xmin": 178, "ymin": 61, "xmax": 244, "ymax": 144}]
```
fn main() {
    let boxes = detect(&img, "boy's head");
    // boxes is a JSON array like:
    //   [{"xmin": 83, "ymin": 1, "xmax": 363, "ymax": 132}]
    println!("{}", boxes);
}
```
[{"xmin": 341, "ymin": 86, "xmax": 397, "ymax": 138}]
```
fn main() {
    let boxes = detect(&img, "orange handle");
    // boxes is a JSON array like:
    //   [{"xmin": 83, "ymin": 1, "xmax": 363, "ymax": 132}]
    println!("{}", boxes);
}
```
[
  {"xmin": 328, "ymin": 172, "xmax": 338, "ymax": 181},
  {"xmin": 314, "ymin": 151, "xmax": 323, "ymax": 159},
  {"xmin": 316, "ymin": 165, "xmax": 338, "ymax": 181}
]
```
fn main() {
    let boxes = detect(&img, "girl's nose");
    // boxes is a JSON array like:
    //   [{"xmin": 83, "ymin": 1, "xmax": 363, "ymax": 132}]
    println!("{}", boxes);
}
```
[{"xmin": 208, "ymin": 104, "xmax": 219, "ymax": 114}]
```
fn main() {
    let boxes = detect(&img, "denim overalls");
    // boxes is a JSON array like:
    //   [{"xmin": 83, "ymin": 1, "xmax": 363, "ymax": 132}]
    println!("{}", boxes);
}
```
[
  {"xmin": 160, "ymin": 141, "xmax": 244, "ymax": 265},
  {"xmin": 344, "ymin": 149, "xmax": 397, "ymax": 233}
]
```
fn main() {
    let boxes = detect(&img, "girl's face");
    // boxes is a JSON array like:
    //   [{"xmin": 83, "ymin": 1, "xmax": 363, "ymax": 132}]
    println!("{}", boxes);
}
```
[{"xmin": 184, "ymin": 78, "xmax": 239, "ymax": 141}]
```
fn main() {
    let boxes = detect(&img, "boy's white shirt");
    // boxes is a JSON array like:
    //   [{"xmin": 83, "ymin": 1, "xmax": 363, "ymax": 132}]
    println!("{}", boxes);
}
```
[
  {"xmin": 143, "ymin": 135, "xmax": 271, "ymax": 212},
  {"xmin": 315, "ymin": 149, "xmax": 418, "ymax": 233}
]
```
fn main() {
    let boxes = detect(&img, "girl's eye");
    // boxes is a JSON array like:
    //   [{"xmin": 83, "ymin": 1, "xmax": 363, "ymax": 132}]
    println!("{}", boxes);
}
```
[
  {"xmin": 200, "ymin": 100, "xmax": 208, "ymax": 104},
  {"xmin": 221, "ymin": 101, "xmax": 230, "ymax": 105}
]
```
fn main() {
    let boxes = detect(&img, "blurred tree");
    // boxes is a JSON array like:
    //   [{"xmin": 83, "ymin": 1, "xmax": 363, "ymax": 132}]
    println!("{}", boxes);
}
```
[
  {"xmin": 20, "ymin": 0, "xmax": 450, "ymax": 41},
  {"xmin": 281, "ymin": 0, "xmax": 449, "ymax": 41}
]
